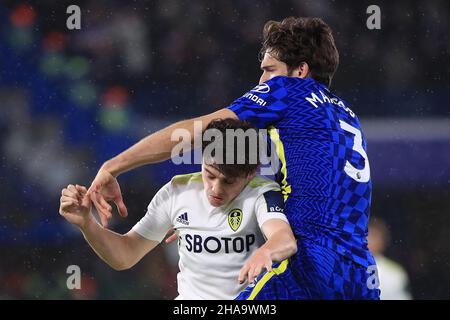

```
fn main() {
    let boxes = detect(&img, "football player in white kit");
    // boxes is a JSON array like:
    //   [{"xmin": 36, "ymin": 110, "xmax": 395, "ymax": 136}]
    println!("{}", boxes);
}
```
[{"xmin": 59, "ymin": 119, "xmax": 297, "ymax": 299}]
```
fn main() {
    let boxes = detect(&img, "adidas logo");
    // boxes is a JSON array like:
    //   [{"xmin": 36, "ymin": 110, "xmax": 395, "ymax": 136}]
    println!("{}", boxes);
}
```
[{"xmin": 176, "ymin": 212, "xmax": 189, "ymax": 225}]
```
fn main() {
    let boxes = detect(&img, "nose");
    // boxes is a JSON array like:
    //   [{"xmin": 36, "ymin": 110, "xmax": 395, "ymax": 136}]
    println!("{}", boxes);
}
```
[
  {"xmin": 259, "ymin": 73, "xmax": 266, "ymax": 85},
  {"xmin": 211, "ymin": 182, "xmax": 223, "ymax": 195}
]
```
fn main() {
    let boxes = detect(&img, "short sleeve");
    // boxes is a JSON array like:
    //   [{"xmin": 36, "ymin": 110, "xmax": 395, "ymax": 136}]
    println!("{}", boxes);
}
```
[
  {"xmin": 227, "ymin": 76, "xmax": 290, "ymax": 128},
  {"xmin": 132, "ymin": 182, "xmax": 173, "ymax": 242},
  {"xmin": 255, "ymin": 189, "xmax": 289, "ymax": 227}
]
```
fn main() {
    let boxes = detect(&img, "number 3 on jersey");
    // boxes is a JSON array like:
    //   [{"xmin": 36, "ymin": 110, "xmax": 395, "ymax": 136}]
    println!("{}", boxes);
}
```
[{"xmin": 339, "ymin": 120, "xmax": 371, "ymax": 183}]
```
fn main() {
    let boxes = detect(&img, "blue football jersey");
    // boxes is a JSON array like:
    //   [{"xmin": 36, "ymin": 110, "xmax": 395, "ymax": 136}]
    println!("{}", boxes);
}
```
[{"xmin": 228, "ymin": 76, "xmax": 375, "ymax": 267}]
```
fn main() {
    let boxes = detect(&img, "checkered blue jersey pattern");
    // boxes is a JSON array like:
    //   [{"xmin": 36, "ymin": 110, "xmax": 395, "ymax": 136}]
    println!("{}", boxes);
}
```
[
  {"xmin": 235, "ymin": 239, "xmax": 380, "ymax": 300},
  {"xmin": 228, "ymin": 76, "xmax": 375, "ymax": 267}
]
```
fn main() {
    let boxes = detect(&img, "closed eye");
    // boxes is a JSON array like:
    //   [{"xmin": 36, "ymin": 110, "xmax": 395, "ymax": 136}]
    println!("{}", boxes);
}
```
[{"xmin": 261, "ymin": 65, "xmax": 276, "ymax": 72}]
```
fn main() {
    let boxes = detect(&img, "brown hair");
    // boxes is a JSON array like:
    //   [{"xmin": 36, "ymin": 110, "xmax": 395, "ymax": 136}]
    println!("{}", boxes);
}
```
[
  {"xmin": 202, "ymin": 118, "xmax": 260, "ymax": 178},
  {"xmin": 260, "ymin": 17, "xmax": 339, "ymax": 87}
]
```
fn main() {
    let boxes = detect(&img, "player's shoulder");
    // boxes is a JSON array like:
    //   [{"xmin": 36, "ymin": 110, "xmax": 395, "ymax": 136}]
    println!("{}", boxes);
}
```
[
  {"xmin": 245, "ymin": 175, "xmax": 285, "ymax": 216},
  {"xmin": 170, "ymin": 172, "xmax": 203, "ymax": 188},
  {"xmin": 265, "ymin": 75, "xmax": 317, "ymax": 88},
  {"xmin": 246, "ymin": 175, "xmax": 281, "ymax": 196},
  {"xmin": 262, "ymin": 76, "xmax": 325, "ymax": 101},
  {"xmin": 154, "ymin": 172, "xmax": 203, "ymax": 203}
]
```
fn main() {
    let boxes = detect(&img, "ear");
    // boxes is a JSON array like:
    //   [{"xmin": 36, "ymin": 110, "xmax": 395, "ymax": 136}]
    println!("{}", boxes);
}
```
[{"xmin": 291, "ymin": 62, "xmax": 310, "ymax": 79}]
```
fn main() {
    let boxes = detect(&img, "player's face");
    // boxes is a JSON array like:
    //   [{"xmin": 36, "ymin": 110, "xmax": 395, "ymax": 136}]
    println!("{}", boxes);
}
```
[
  {"xmin": 259, "ymin": 51, "xmax": 290, "ymax": 84},
  {"xmin": 202, "ymin": 163, "xmax": 254, "ymax": 207}
]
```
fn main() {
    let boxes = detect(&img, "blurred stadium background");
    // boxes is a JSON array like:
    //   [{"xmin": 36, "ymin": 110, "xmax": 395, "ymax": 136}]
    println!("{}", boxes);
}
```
[{"xmin": 1, "ymin": 0, "xmax": 449, "ymax": 299}]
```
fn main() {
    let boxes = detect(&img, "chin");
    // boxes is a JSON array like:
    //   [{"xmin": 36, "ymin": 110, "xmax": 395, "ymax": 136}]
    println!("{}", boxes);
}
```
[{"xmin": 209, "ymin": 200, "xmax": 223, "ymax": 207}]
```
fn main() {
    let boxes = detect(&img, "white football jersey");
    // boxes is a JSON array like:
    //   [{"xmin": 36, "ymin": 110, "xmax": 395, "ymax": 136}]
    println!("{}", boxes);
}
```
[{"xmin": 132, "ymin": 172, "xmax": 288, "ymax": 300}]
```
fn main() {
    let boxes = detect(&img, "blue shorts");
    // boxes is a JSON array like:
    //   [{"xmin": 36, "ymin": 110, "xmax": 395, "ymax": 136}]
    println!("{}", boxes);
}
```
[{"xmin": 236, "ymin": 239, "xmax": 380, "ymax": 300}]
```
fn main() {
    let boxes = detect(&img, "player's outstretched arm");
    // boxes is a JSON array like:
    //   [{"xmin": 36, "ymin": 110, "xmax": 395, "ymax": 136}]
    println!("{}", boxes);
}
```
[
  {"xmin": 238, "ymin": 219, "xmax": 297, "ymax": 284},
  {"xmin": 87, "ymin": 108, "xmax": 237, "ymax": 227},
  {"xmin": 59, "ymin": 184, "xmax": 158, "ymax": 270}
]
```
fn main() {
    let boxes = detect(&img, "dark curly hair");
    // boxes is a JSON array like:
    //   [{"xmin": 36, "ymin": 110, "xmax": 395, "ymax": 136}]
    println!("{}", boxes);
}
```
[{"xmin": 260, "ymin": 17, "xmax": 339, "ymax": 87}]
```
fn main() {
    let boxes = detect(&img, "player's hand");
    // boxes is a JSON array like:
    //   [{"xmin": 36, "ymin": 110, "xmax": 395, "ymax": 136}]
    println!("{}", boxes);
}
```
[
  {"xmin": 164, "ymin": 227, "xmax": 179, "ymax": 244},
  {"xmin": 87, "ymin": 169, "xmax": 128, "ymax": 228},
  {"xmin": 238, "ymin": 247, "xmax": 273, "ymax": 285},
  {"xmin": 59, "ymin": 184, "xmax": 93, "ymax": 229}
]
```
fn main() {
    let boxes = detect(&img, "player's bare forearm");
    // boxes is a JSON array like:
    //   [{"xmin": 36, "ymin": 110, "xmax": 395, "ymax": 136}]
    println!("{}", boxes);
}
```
[
  {"xmin": 100, "ymin": 120, "xmax": 185, "ymax": 177},
  {"xmin": 79, "ymin": 218, "xmax": 132, "ymax": 270},
  {"xmin": 260, "ymin": 228, "xmax": 297, "ymax": 262},
  {"xmin": 101, "ymin": 108, "xmax": 237, "ymax": 177},
  {"xmin": 238, "ymin": 220, "xmax": 296, "ymax": 284},
  {"xmin": 261, "ymin": 220, "xmax": 297, "ymax": 262},
  {"xmin": 79, "ymin": 218, "xmax": 157, "ymax": 271}
]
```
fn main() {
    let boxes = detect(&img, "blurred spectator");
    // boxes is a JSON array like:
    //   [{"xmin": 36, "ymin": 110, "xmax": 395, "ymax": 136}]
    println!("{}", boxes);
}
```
[{"xmin": 368, "ymin": 218, "xmax": 412, "ymax": 300}]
